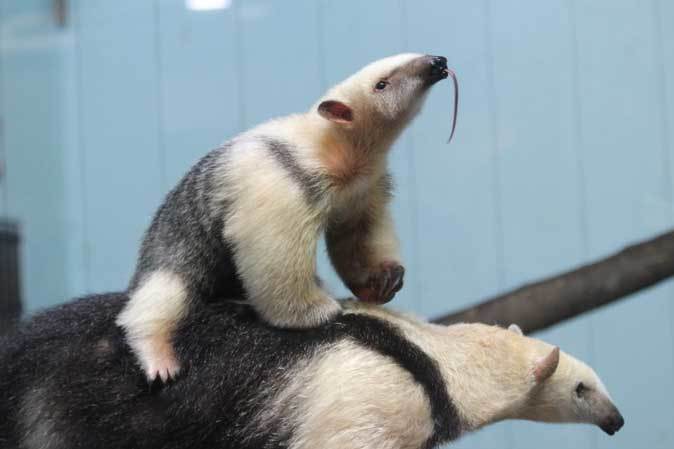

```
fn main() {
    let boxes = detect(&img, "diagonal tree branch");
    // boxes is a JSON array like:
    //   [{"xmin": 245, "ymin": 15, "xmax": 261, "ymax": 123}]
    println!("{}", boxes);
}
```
[{"xmin": 432, "ymin": 229, "xmax": 674, "ymax": 333}]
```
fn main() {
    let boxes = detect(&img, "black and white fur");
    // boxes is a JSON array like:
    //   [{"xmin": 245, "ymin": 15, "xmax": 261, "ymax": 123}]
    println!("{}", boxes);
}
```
[
  {"xmin": 118, "ymin": 53, "xmax": 451, "ymax": 380},
  {"xmin": 1, "ymin": 293, "xmax": 624, "ymax": 449}
]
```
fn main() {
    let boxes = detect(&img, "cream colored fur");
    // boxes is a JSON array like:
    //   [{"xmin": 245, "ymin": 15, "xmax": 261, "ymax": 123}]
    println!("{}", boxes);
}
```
[
  {"xmin": 318, "ymin": 53, "xmax": 428, "ymax": 139},
  {"xmin": 247, "ymin": 340, "xmax": 434, "ymax": 449},
  {"xmin": 217, "ymin": 137, "xmax": 340, "ymax": 327},
  {"xmin": 212, "ymin": 54, "xmax": 438, "ymax": 324},
  {"xmin": 253, "ymin": 303, "xmax": 621, "ymax": 448}
]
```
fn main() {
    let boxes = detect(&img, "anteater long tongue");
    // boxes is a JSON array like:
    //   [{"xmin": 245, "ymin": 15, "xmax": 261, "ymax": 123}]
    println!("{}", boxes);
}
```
[{"xmin": 445, "ymin": 68, "xmax": 458, "ymax": 144}]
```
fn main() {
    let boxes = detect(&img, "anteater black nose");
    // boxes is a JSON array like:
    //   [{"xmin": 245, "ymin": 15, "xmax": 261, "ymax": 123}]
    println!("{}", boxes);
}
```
[
  {"xmin": 427, "ymin": 55, "xmax": 448, "ymax": 80},
  {"xmin": 431, "ymin": 55, "xmax": 448, "ymax": 69},
  {"xmin": 614, "ymin": 414, "xmax": 625, "ymax": 431},
  {"xmin": 600, "ymin": 412, "xmax": 625, "ymax": 435}
]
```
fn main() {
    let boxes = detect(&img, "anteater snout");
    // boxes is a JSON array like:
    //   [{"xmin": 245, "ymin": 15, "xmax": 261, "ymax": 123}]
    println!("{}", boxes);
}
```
[
  {"xmin": 424, "ymin": 55, "xmax": 449, "ymax": 83},
  {"xmin": 599, "ymin": 411, "xmax": 625, "ymax": 436},
  {"xmin": 430, "ymin": 55, "xmax": 448, "ymax": 70}
]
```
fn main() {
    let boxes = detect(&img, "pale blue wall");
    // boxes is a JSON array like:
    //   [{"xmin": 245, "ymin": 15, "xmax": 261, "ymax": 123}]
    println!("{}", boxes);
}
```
[
  {"xmin": 0, "ymin": 1, "xmax": 673, "ymax": 448},
  {"xmin": 0, "ymin": 0, "xmax": 71, "ymax": 311}
]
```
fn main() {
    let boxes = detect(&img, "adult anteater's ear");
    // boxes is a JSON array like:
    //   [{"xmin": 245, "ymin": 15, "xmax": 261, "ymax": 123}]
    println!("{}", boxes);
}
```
[
  {"xmin": 508, "ymin": 324, "xmax": 523, "ymax": 335},
  {"xmin": 318, "ymin": 100, "xmax": 353, "ymax": 125},
  {"xmin": 533, "ymin": 347, "xmax": 560, "ymax": 383}
]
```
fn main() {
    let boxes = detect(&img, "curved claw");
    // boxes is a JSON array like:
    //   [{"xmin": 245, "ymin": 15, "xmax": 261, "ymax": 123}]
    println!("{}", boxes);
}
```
[
  {"xmin": 354, "ymin": 263, "xmax": 405, "ymax": 304},
  {"xmin": 384, "ymin": 265, "xmax": 404, "ymax": 299}
]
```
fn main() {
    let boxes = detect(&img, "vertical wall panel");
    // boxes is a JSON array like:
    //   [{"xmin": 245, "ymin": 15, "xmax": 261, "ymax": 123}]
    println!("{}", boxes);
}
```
[
  {"xmin": 321, "ymin": 0, "xmax": 406, "ymax": 83},
  {"xmin": 405, "ymin": 0, "xmax": 503, "ymax": 324},
  {"xmin": 654, "ymin": 0, "xmax": 674, "ymax": 215},
  {"xmin": 76, "ymin": 0, "xmax": 162, "ymax": 292},
  {"xmin": 0, "ymin": 0, "xmax": 70, "ymax": 309},
  {"xmin": 487, "ymin": 1, "xmax": 593, "ymax": 446},
  {"xmin": 652, "ymin": 0, "xmax": 674, "ymax": 399},
  {"xmin": 658, "ymin": 0, "xmax": 674, "ymax": 359},
  {"xmin": 490, "ymin": 0, "xmax": 584, "ymax": 286},
  {"xmin": 318, "ymin": 0, "xmax": 420, "ymax": 307},
  {"xmin": 237, "ymin": 0, "xmax": 322, "ymax": 126},
  {"xmin": 410, "ymin": 8, "xmax": 506, "ymax": 449},
  {"xmin": 654, "ymin": 0, "xmax": 673, "ymax": 213},
  {"xmin": 0, "ymin": 1, "xmax": 5, "ymax": 218},
  {"xmin": 574, "ymin": 1, "xmax": 674, "ymax": 448},
  {"xmin": 62, "ymin": 7, "xmax": 87, "ymax": 299},
  {"xmin": 157, "ymin": 0, "xmax": 241, "ymax": 190}
]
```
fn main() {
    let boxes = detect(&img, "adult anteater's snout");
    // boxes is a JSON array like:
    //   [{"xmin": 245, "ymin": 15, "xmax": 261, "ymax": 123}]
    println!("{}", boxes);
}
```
[{"xmin": 599, "ymin": 410, "xmax": 625, "ymax": 436}]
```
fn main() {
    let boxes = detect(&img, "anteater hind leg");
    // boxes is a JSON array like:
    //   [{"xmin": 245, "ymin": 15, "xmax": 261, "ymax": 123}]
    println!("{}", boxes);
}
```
[{"xmin": 116, "ymin": 270, "xmax": 189, "ymax": 382}]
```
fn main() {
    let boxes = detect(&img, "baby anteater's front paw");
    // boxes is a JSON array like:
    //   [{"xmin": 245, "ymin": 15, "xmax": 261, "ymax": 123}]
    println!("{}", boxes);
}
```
[{"xmin": 352, "ymin": 262, "xmax": 405, "ymax": 304}]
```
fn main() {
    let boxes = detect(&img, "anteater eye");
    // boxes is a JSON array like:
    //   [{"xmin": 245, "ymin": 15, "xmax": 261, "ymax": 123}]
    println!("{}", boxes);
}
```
[
  {"xmin": 575, "ymin": 382, "xmax": 586, "ymax": 397},
  {"xmin": 375, "ymin": 80, "xmax": 389, "ymax": 91}
]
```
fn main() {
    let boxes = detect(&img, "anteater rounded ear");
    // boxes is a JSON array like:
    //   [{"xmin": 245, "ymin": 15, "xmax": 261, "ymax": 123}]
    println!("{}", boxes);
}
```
[
  {"xmin": 508, "ymin": 324, "xmax": 523, "ymax": 335},
  {"xmin": 318, "ymin": 100, "xmax": 353, "ymax": 124},
  {"xmin": 533, "ymin": 347, "xmax": 560, "ymax": 383}
]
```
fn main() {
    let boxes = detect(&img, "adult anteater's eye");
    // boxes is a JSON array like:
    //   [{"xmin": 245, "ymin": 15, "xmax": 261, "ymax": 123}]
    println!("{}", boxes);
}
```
[
  {"xmin": 375, "ymin": 80, "xmax": 388, "ymax": 91},
  {"xmin": 575, "ymin": 382, "xmax": 586, "ymax": 397}
]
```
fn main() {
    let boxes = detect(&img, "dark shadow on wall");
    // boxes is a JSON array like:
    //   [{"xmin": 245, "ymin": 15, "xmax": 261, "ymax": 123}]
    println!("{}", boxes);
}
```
[{"xmin": 0, "ymin": 220, "xmax": 21, "ymax": 336}]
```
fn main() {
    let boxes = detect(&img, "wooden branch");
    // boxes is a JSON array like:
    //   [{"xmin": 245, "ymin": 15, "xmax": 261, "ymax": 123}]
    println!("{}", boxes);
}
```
[{"xmin": 432, "ymin": 229, "xmax": 674, "ymax": 333}]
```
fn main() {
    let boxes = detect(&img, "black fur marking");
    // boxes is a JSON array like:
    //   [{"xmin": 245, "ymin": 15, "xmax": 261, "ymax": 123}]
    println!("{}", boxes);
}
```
[
  {"xmin": 130, "ymin": 144, "xmax": 246, "ymax": 302},
  {"xmin": 261, "ymin": 136, "xmax": 325, "ymax": 205},
  {"xmin": 334, "ymin": 314, "xmax": 461, "ymax": 447},
  {"xmin": 0, "ymin": 294, "xmax": 461, "ymax": 449}
]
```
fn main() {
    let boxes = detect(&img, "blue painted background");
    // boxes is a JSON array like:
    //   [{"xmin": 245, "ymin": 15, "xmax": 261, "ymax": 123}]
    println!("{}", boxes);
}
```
[{"xmin": 1, "ymin": 1, "xmax": 673, "ymax": 448}]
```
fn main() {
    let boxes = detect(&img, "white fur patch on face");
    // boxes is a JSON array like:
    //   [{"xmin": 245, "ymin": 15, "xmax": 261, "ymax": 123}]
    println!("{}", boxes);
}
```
[
  {"xmin": 316, "ymin": 53, "xmax": 430, "ymax": 137},
  {"xmin": 592, "ymin": 370, "xmax": 612, "ymax": 401},
  {"xmin": 356, "ymin": 53, "xmax": 425, "ymax": 81},
  {"xmin": 561, "ymin": 355, "xmax": 612, "ymax": 400},
  {"xmin": 248, "ymin": 340, "xmax": 434, "ymax": 449}
]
